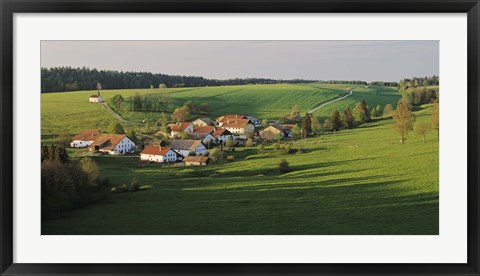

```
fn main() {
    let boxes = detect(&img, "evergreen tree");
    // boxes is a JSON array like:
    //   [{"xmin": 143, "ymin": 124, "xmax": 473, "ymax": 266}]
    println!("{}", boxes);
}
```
[
  {"xmin": 107, "ymin": 122, "xmax": 125, "ymax": 134},
  {"xmin": 341, "ymin": 108, "xmax": 354, "ymax": 128},
  {"xmin": 301, "ymin": 113, "xmax": 312, "ymax": 138}
]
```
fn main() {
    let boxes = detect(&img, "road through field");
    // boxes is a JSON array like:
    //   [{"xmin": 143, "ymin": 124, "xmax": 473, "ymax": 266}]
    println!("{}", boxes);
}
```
[
  {"xmin": 101, "ymin": 103, "xmax": 143, "ymax": 125},
  {"xmin": 307, "ymin": 87, "xmax": 356, "ymax": 114}
]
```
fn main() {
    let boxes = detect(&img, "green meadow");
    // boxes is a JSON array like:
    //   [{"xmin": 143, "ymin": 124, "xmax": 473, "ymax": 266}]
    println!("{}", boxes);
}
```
[
  {"xmin": 41, "ymin": 82, "xmax": 438, "ymax": 234},
  {"xmin": 42, "ymin": 83, "xmax": 364, "ymax": 142}
]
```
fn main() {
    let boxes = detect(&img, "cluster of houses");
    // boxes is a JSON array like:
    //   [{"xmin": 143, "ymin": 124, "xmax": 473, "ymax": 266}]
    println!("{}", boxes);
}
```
[{"xmin": 70, "ymin": 114, "xmax": 296, "ymax": 166}]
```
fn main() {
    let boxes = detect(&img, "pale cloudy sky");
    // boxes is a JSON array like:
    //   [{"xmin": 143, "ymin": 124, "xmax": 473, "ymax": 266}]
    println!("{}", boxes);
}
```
[{"xmin": 41, "ymin": 40, "xmax": 438, "ymax": 82}]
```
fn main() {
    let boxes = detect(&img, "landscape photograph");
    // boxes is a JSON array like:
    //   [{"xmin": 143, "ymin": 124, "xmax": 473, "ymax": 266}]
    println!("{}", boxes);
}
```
[{"xmin": 40, "ymin": 40, "xmax": 439, "ymax": 235}]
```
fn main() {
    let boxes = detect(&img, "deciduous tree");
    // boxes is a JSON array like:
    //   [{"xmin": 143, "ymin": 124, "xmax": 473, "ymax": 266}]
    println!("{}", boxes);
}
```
[
  {"xmin": 392, "ymin": 100, "xmax": 415, "ymax": 144},
  {"xmin": 415, "ymin": 121, "xmax": 430, "ymax": 143}
]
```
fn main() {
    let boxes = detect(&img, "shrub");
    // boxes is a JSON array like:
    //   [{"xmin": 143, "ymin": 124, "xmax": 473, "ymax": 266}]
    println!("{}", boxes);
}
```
[
  {"xmin": 272, "ymin": 142, "xmax": 280, "ymax": 150},
  {"xmin": 130, "ymin": 179, "xmax": 140, "ymax": 192},
  {"xmin": 227, "ymin": 155, "xmax": 235, "ymax": 162},
  {"xmin": 245, "ymin": 138, "xmax": 254, "ymax": 147},
  {"xmin": 284, "ymin": 143, "xmax": 292, "ymax": 154},
  {"xmin": 209, "ymin": 148, "xmax": 224, "ymax": 163},
  {"xmin": 257, "ymin": 144, "xmax": 265, "ymax": 154},
  {"xmin": 111, "ymin": 184, "xmax": 129, "ymax": 193},
  {"xmin": 278, "ymin": 159, "xmax": 290, "ymax": 174}
]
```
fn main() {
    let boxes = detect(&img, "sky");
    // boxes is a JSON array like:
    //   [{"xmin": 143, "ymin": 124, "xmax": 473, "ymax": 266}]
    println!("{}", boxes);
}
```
[{"xmin": 41, "ymin": 40, "xmax": 439, "ymax": 82}]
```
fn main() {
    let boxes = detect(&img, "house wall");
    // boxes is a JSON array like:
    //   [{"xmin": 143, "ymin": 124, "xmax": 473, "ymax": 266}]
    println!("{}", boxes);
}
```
[
  {"xmin": 89, "ymin": 96, "xmax": 102, "ymax": 103},
  {"xmin": 111, "ymin": 137, "xmax": 136, "ymax": 155},
  {"xmin": 70, "ymin": 140, "xmax": 94, "ymax": 148},
  {"xmin": 195, "ymin": 144, "xmax": 207, "ymax": 155},
  {"xmin": 202, "ymin": 135, "xmax": 217, "ymax": 146},
  {"xmin": 140, "ymin": 151, "xmax": 177, "ymax": 162}
]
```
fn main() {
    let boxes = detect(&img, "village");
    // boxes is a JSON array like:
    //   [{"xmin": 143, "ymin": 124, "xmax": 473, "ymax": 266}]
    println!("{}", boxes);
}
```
[{"xmin": 71, "ymin": 96, "xmax": 297, "ymax": 166}]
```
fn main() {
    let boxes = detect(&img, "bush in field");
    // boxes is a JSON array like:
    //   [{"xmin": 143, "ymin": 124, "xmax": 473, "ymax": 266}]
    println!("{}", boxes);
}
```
[
  {"xmin": 257, "ymin": 144, "xmax": 265, "ymax": 154},
  {"xmin": 272, "ymin": 142, "xmax": 280, "ymax": 150},
  {"xmin": 209, "ymin": 148, "xmax": 224, "ymax": 163},
  {"xmin": 227, "ymin": 155, "xmax": 235, "ymax": 162},
  {"xmin": 130, "ymin": 179, "xmax": 140, "ymax": 192},
  {"xmin": 278, "ymin": 159, "xmax": 290, "ymax": 174},
  {"xmin": 284, "ymin": 143, "xmax": 292, "ymax": 154},
  {"xmin": 245, "ymin": 138, "xmax": 254, "ymax": 147}
]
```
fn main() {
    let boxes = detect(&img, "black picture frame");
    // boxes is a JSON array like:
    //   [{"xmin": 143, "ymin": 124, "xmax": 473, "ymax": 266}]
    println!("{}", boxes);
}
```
[{"xmin": 1, "ymin": 0, "xmax": 479, "ymax": 275}]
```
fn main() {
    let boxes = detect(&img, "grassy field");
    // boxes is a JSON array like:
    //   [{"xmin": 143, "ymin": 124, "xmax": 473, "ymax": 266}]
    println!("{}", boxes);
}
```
[
  {"xmin": 42, "ymin": 104, "xmax": 439, "ymax": 235},
  {"xmin": 42, "ymin": 83, "xmax": 390, "ymax": 142}
]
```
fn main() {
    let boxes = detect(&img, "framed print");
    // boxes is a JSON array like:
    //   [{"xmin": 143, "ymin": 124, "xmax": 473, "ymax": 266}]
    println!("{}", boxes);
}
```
[{"xmin": 1, "ymin": 0, "xmax": 479, "ymax": 275}]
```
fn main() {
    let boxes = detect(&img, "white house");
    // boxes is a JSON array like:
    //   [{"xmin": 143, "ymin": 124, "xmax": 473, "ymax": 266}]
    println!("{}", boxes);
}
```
[
  {"xmin": 221, "ymin": 119, "xmax": 254, "ymax": 135},
  {"xmin": 89, "ymin": 91, "xmax": 103, "ymax": 103},
  {"xmin": 89, "ymin": 134, "xmax": 136, "ymax": 155},
  {"xmin": 212, "ymin": 128, "xmax": 235, "ymax": 144},
  {"xmin": 140, "ymin": 146, "xmax": 179, "ymax": 163},
  {"xmin": 70, "ymin": 129, "xmax": 100, "ymax": 148},
  {"xmin": 169, "ymin": 139, "xmax": 207, "ymax": 157}
]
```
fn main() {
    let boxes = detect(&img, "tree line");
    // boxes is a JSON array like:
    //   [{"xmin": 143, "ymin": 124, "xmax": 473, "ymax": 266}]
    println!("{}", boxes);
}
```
[
  {"xmin": 41, "ymin": 144, "xmax": 108, "ymax": 220},
  {"xmin": 41, "ymin": 67, "xmax": 319, "ymax": 93}
]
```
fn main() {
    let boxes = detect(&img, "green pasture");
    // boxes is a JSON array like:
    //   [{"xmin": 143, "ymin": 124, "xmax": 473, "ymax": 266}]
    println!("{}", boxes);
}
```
[
  {"xmin": 42, "ymin": 105, "xmax": 439, "ymax": 235},
  {"xmin": 41, "ymin": 83, "xmax": 400, "ymax": 142}
]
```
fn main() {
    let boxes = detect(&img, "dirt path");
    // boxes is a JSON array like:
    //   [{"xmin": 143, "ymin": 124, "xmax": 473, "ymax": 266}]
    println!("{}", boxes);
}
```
[
  {"xmin": 101, "ymin": 103, "xmax": 144, "ymax": 125},
  {"xmin": 307, "ymin": 87, "xmax": 356, "ymax": 114}
]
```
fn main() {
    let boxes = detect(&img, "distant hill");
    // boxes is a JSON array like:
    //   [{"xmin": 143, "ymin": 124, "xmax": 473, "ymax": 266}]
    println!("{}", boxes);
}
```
[{"xmin": 41, "ymin": 67, "xmax": 370, "ymax": 93}]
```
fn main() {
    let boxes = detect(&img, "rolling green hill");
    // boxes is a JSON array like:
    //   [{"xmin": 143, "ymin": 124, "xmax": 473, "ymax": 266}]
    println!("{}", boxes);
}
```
[
  {"xmin": 41, "ymin": 83, "xmax": 399, "ymax": 142},
  {"xmin": 42, "ymin": 104, "xmax": 438, "ymax": 235}
]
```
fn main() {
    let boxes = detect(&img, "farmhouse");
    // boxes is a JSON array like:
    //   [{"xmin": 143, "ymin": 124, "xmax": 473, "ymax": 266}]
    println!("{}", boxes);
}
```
[
  {"xmin": 192, "ymin": 117, "xmax": 215, "ymax": 127},
  {"xmin": 221, "ymin": 119, "xmax": 254, "ymax": 135},
  {"xmin": 212, "ymin": 128, "xmax": 235, "ymax": 144},
  {"xmin": 260, "ymin": 124, "xmax": 294, "ymax": 140},
  {"xmin": 88, "ymin": 134, "xmax": 136, "ymax": 155},
  {"xmin": 168, "ymin": 122, "xmax": 194, "ymax": 138},
  {"xmin": 216, "ymin": 114, "xmax": 248, "ymax": 126},
  {"xmin": 184, "ymin": 156, "xmax": 210, "ymax": 166},
  {"xmin": 70, "ymin": 129, "xmax": 100, "ymax": 148},
  {"xmin": 89, "ymin": 91, "xmax": 102, "ymax": 103},
  {"xmin": 169, "ymin": 139, "xmax": 207, "ymax": 157},
  {"xmin": 186, "ymin": 132, "xmax": 217, "ymax": 147},
  {"xmin": 140, "ymin": 146, "xmax": 180, "ymax": 163}
]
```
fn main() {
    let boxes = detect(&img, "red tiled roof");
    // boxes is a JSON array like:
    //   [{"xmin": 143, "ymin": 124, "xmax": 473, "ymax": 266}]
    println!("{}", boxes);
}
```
[
  {"xmin": 222, "ymin": 119, "xmax": 251, "ymax": 128},
  {"xmin": 140, "ymin": 146, "xmax": 172, "ymax": 156},
  {"xmin": 183, "ymin": 156, "xmax": 209, "ymax": 163},
  {"xmin": 88, "ymin": 134, "xmax": 127, "ymax": 150},
  {"xmin": 212, "ymin": 128, "xmax": 232, "ymax": 138},
  {"xmin": 216, "ymin": 114, "xmax": 247, "ymax": 122},
  {"xmin": 192, "ymin": 126, "xmax": 215, "ymax": 134},
  {"xmin": 169, "ymin": 122, "xmax": 191, "ymax": 132},
  {"xmin": 72, "ymin": 129, "xmax": 100, "ymax": 141}
]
